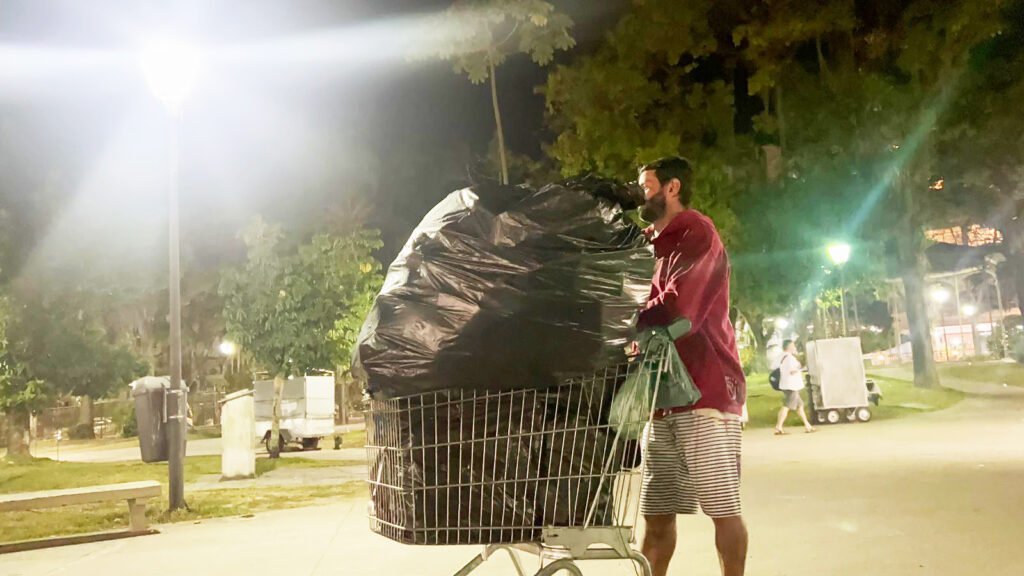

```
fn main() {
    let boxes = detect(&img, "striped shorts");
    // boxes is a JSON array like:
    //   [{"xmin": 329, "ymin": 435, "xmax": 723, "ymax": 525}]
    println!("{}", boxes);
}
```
[{"xmin": 639, "ymin": 411, "xmax": 743, "ymax": 518}]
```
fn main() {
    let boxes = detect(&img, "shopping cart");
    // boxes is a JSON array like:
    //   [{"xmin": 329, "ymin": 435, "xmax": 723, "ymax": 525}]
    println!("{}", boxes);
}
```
[{"xmin": 365, "ymin": 345, "xmax": 672, "ymax": 576}]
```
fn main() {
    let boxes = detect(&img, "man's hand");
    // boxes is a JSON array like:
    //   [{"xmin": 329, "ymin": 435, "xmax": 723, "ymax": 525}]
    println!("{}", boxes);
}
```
[{"xmin": 625, "ymin": 341, "xmax": 641, "ymax": 358}]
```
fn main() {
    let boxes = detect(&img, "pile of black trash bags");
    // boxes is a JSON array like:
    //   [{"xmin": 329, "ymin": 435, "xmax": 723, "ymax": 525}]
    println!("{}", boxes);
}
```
[{"xmin": 356, "ymin": 178, "xmax": 654, "ymax": 545}]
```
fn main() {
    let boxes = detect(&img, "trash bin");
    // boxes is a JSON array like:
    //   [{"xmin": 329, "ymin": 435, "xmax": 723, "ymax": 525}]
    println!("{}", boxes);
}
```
[
  {"xmin": 220, "ymin": 389, "xmax": 256, "ymax": 480},
  {"xmin": 131, "ymin": 376, "xmax": 170, "ymax": 463}
]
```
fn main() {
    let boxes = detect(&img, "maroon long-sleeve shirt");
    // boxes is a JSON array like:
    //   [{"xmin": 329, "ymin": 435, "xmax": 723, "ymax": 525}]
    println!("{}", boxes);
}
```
[{"xmin": 637, "ymin": 209, "xmax": 746, "ymax": 417}]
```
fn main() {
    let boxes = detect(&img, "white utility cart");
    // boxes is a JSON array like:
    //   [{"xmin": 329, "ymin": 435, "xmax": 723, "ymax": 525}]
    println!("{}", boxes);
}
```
[
  {"xmin": 254, "ymin": 376, "xmax": 335, "ymax": 452},
  {"xmin": 806, "ymin": 337, "xmax": 876, "ymax": 425}
]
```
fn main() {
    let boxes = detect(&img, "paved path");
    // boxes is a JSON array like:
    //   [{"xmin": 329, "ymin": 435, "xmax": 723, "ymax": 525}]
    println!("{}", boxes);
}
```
[{"xmin": 3, "ymin": 394, "xmax": 1022, "ymax": 575}]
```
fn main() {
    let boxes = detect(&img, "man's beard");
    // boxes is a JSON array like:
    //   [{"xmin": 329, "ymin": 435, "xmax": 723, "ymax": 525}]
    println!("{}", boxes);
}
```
[{"xmin": 641, "ymin": 190, "xmax": 667, "ymax": 223}]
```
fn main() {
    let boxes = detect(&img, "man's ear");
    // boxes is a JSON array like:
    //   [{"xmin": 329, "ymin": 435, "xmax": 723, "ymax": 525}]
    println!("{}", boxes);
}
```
[{"xmin": 668, "ymin": 178, "xmax": 682, "ymax": 200}]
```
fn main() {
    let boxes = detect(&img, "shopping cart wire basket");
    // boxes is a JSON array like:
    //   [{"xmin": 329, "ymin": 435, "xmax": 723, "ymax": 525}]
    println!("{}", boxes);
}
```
[{"xmin": 366, "ymin": 345, "xmax": 672, "ymax": 576}]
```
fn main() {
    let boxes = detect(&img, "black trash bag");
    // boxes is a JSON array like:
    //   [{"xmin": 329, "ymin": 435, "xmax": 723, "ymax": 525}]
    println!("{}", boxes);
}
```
[{"xmin": 354, "ymin": 178, "xmax": 653, "ymax": 399}]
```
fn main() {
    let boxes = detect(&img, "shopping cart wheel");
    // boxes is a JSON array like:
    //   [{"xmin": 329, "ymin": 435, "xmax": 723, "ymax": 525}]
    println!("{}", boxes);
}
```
[
  {"xmin": 846, "ymin": 409, "xmax": 858, "ymax": 422},
  {"xmin": 814, "ymin": 411, "xmax": 827, "ymax": 424},
  {"xmin": 534, "ymin": 559, "xmax": 583, "ymax": 576},
  {"xmin": 825, "ymin": 410, "xmax": 841, "ymax": 424},
  {"xmin": 856, "ymin": 407, "xmax": 872, "ymax": 422}
]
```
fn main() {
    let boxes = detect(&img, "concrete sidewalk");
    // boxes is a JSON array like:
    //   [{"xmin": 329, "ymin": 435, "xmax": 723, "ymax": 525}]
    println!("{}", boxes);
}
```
[{"xmin": 3, "ymin": 397, "xmax": 1023, "ymax": 576}]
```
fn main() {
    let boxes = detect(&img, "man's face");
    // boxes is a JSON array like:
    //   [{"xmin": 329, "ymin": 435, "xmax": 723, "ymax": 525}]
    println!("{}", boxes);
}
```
[
  {"xmin": 786, "ymin": 342, "xmax": 797, "ymax": 354},
  {"xmin": 639, "ymin": 170, "xmax": 669, "ymax": 222}
]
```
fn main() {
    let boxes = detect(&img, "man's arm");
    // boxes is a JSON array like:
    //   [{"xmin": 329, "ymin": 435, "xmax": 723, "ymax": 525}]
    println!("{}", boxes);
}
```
[{"xmin": 637, "ymin": 225, "xmax": 723, "ymax": 333}]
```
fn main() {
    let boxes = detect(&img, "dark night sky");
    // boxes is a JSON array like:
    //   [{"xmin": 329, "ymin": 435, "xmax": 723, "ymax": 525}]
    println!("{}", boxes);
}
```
[{"xmin": 0, "ymin": 0, "xmax": 629, "ymax": 280}]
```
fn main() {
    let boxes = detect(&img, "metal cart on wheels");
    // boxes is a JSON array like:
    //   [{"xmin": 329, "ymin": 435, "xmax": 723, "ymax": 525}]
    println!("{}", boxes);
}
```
[
  {"xmin": 806, "ymin": 337, "xmax": 874, "ymax": 425},
  {"xmin": 365, "ymin": 346, "xmax": 670, "ymax": 576}
]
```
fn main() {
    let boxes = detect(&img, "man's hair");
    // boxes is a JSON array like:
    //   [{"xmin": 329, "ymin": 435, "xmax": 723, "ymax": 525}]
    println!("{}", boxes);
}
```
[
  {"xmin": 639, "ymin": 156, "xmax": 694, "ymax": 206},
  {"xmin": 782, "ymin": 339, "xmax": 794, "ymax": 350}
]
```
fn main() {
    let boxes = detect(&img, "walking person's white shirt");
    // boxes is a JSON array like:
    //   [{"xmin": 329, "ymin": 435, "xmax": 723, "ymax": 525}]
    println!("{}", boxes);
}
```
[{"xmin": 777, "ymin": 354, "xmax": 803, "ymax": 391}]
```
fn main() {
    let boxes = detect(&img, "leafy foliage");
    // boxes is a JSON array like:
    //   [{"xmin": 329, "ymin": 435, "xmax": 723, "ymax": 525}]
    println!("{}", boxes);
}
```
[
  {"xmin": 544, "ymin": 0, "xmax": 1017, "ymax": 387},
  {"xmin": 422, "ymin": 0, "xmax": 575, "ymax": 84},
  {"xmin": 7, "ymin": 294, "xmax": 147, "ymax": 401},
  {"xmin": 219, "ymin": 217, "xmax": 384, "ymax": 379},
  {"xmin": 419, "ymin": 0, "xmax": 575, "ymax": 184}
]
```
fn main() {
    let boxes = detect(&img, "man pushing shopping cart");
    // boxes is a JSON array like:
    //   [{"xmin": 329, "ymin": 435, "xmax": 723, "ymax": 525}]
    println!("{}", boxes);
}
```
[
  {"xmin": 634, "ymin": 156, "xmax": 748, "ymax": 576},
  {"xmin": 363, "ymin": 158, "xmax": 747, "ymax": 576}
]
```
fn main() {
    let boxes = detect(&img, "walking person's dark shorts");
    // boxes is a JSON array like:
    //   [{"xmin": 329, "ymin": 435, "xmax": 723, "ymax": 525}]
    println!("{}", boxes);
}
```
[{"xmin": 782, "ymin": 389, "xmax": 803, "ymax": 410}]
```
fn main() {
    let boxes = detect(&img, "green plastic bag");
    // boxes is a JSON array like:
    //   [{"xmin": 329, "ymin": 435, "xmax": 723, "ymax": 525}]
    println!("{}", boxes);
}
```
[
  {"xmin": 608, "ymin": 366, "xmax": 655, "ymax": 440},
  {"xmin": 609, "ymin": 324, "xmax": 702, "ymax": 440}
]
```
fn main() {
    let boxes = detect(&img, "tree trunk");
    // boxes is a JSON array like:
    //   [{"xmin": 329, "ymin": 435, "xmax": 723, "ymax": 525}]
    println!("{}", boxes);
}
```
[
  {"xmin": 775, "ymin": 83, "xmax": 787, "ymax": 151},
  {"xmin": 4, "ymin": 409, "xmax": 31, "ymax": 459},
  {"xmin": 747, "ymin": 313, "xmax": 770, "ymax": 373},
  {"xmin": 815, "ymin": 35, "xmax": 832, "ymax": 88},
  {"xmin": 336, "ymin": 367, "xmax": 349, "ymax": 426},
  {"xmin": 489, "ymin": 60, "xmax": 510, "ymax": 185},
  {"xmin": 901, "ymin": 250, "xmax": 940, "ymax": 389},
  {"xmin": 78, "ymin": 395, "xmax": 96, "ymax": 439},
  {"xmin": 269, "ymin": 374, "xmax": 285, "ymax": 459},
  {"xmin": 79, "ymin": 395, "xmax": 94, "ymax": 425}
]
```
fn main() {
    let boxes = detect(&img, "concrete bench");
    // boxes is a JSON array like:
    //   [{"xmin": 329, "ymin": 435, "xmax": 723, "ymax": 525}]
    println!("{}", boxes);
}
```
[{"xmin": 0, "ymin": 480, "xmax": 162, "ymax": 553}]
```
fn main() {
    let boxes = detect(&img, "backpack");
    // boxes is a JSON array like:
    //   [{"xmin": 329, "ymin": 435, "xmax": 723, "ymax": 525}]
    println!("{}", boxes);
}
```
[{"xmin": 769, "ymin": 354, "xmax": 789, "ymax": 391}]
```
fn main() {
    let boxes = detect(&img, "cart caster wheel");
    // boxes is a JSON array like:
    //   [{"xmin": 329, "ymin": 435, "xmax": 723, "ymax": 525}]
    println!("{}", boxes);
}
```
[
  {"xmin": 856, "ymin": 407, "xmax": 872, "ymax": 422},
  {"xmin": 825, "ymin": 410, "xmax": 841, "ymax": 424},
  {"xmin": 815, "ymin": 411, "xmax": 827, "ymax": 424},
  {"xmin": 846, "ymin": 409, "xmax": 858, "ymax": 422}
]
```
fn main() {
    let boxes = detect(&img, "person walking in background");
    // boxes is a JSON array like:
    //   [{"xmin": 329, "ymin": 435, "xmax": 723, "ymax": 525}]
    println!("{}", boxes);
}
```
[{"xmin": 774, "ymin": 339, "xmax": 815, "ymax": 435}]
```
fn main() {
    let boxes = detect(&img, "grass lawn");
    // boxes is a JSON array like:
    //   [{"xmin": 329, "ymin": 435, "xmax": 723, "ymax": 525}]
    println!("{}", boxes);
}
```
[
  {"xmin": 0, "ymin": 455, "xmax": 366, "ymax": 543},
  {"xmin": 340, "ymin": 428, "xmax": 366, "ymax": 448},
  {"xmin": 0, "ymin": 481, "xmax": 367, "ymax": 543},
  {"xmin": 743, "ymin": 372, "xmax": 964, "ymax": 429},
  {"xmin": 938, "ymin": 361, "xmax": 1024, "ymax": 387},
  {"xmin": 0, "ymin": 454, "xmax": 345, "ymax": 494}
]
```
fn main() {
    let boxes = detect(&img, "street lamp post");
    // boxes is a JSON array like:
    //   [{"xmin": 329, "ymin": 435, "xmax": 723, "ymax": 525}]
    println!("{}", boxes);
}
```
[
  {"xmin": 828, "ymin": 243, "xmax": 852, "ymax": 337},
  {"xmin": 140, "ymin": 38, "xmax": 201, "ymax": 512}
]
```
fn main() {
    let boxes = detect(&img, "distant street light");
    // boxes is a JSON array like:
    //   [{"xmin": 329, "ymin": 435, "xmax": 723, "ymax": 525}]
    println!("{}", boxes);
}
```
[
  {"xmin": 827, "ymin": 242, "xmax": 853, "ymax": 336},
  {"xmin": 139, "ymin": 37, "xmax": 202, "ymax": 513},
  {"xmin": 827, "ymin": 242, "xmax": 852, "ymax": 266},
  {"xmin": 962, "ymin": 303, "xmax": 978, "ymax": 317},
  {"xmin": 219, "ymin": 341, "xmax": 238, "ymax": 356},
  {"xmin": 775, "ymin": 318, "xmax": 790, "ymax": 331},
  {"xmin": 930, "ymin": 285, "xmax": 951, "ymax": 304}
]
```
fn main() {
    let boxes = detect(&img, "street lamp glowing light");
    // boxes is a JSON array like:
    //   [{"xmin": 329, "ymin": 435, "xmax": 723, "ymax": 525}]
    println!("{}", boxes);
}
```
[
  {"xmin": 775, "ymin": 318, "xmax": 790, "ymax": 330},
  {"xmin": 140, "ymin": 38, "xmax": 202, "ymax": 111},
  {"xmin": 827, "ymin": 242, "xmax": 852, "ymax": 266},
  {"xmin": 962, "ymin": 303, "xmax": 978, "ymax": 317},
  {"xmin": 930, "ymin": 286, "xmax": 951, "ymax": 304},
  {"xmin": 218, "ymin": 340, "xmax": 237, "ymax": 357}
]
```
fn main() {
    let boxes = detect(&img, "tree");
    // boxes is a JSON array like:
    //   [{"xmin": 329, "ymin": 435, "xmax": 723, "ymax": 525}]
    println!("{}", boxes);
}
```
[
  {"xmin": 543, "ymin": 0, "xmax": 791, "ymax": 339},
  {"xmin": 220, "ymin": 217, "xmax": 383, "ymax": 457},
  {"xmin": 545, "ymin": 0, "xmax": 1009, "ymax": 388},
  {"xmin": 6, "ymin": 292, "xmax": 147, "ymax": 438},
  {"xmin": 421, "ymin": 0, "xmax": 575, "ymax": 184},
  {"xmin": 937, "ymin": 0, "xmax": 1024, "ymax": 310},
  {"xmin": 0, "ymin": 295, "xmax": 47, "ymax": 459}
]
